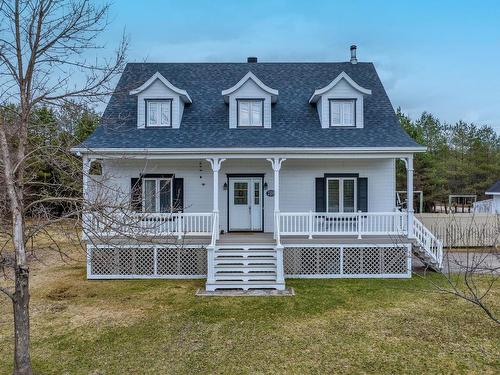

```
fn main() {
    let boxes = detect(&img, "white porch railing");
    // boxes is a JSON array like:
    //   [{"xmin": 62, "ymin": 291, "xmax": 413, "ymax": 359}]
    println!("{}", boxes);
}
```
[
  {"xmin": 277, "ymin": 211, "xmax": 408, "ymax": 237},
  {"xmin": 86, "ymin": 211, "xmax": 214, "ymax": 238},
  {"xmin": 413, "ymin": 216, "xmax": 443, "ymax": 269}
]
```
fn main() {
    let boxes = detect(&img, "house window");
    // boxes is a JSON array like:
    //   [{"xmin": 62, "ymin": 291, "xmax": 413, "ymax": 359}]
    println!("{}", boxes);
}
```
[
  {"xmin": 330, "ymin": 99, "xmax": 355, "ymax": 127},
  {"xmin": 146, "ymin": 100, "xmax": 171, "ymax": 127},
  {"xmin": 237, "ymin": 99, "xmax": 263, "ymax": 127},
  {"xmin": 327, "ymin": 177, "xmax": 357, "ymax": 212},
  {"xmin": 143, "ymin": 178, "xmax": 173, "ymax": 212}
]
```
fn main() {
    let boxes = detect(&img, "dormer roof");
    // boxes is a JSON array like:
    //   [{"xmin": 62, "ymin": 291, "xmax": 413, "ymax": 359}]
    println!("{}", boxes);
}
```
[
  {"xmin": 309, "ymin": 71, "xmax": 371, "ymax": 103},
  {"xmin": 129, "ymin": 72, "xmax": 192, "ymax": 103},
  {"xmin": 222, "ymin": 71, "xmax": 278, "ymax": 103}
]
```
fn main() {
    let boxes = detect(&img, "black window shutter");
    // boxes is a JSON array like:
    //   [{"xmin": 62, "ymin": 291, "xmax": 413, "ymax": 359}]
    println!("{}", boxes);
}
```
[
  {"xmin": 315, "ymin": 177, "xmax": 326, "ymax": 212},
  {"xmin": 130, "ymin": 178, "xmax": 142, "ymax": 211},
  {"xmin": 173, "ymin": 178, "xmax": 184, "ymax": 212},
  {"xmin": 357, "ymin": 177, "xmax": 368, "ymax": 212}
]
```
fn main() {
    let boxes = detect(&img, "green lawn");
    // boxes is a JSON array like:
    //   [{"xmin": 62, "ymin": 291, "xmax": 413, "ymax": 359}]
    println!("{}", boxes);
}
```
[{"xmin": 1, "ymin": 259, "xmax": 499, "ymax": 374}]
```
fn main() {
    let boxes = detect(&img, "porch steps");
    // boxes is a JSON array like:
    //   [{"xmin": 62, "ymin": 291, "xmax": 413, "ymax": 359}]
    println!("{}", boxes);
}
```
[
  {"xmin": 412, "ymin": 244, "xmax": 442, "ymax": 271},
  {"xmin": 206, "ymin": 244, "xmax": 285, "ymax": 291}
]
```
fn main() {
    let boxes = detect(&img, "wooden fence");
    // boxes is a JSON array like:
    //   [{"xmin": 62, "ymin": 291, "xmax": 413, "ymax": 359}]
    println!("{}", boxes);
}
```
[{"xmin": 416, "ymin": 213, "xmax": 499, "ymax": 248}]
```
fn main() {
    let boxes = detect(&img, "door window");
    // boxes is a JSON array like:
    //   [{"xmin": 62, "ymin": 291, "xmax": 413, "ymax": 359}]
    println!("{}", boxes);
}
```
[{"xmin": 233, "ymin": 182, "xmax": 248, "ymax": 205}]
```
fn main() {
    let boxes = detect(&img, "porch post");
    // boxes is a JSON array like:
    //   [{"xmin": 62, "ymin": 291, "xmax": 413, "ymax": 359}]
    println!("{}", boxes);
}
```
[
  {"xmin": 82, "ymin": 156, "xmax": 92, "ymax": 240},
  {"xmin": 267, "ymin": 157, "xmax": 286, "ymax": 239},
  {"xmin": 207, "ymin": 158, "xmax": 225, "ymax": 239},
  {"xmin": 406, "ymin": 156, "xmax": 414, "ymax": 238}
]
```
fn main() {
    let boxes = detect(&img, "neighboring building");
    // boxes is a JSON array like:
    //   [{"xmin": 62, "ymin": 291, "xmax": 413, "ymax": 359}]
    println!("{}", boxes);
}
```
[
  {"xmin": 74, "ymin": 46, "xmax": 443, "ymax": 291},
  {"xmin": 485, "ymin": 181, "xmax": 500, "ymax": 214},
  {"xmin": 472, "ymin": 181, "xmax": 500, "ymax": 214}
]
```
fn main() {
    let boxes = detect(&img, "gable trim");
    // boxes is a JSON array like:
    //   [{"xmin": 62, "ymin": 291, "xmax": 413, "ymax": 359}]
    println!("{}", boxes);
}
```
[
  {"xmin": 222, "ymin": 71, "xmax": 278, "ymax": 103},
  {"xmin": 309, "ymin": 71, "xmax": 371, "ymax": 103},
  {"xmin": 129, "ymin": 72, "xmax": 192, "ymax": 103}
]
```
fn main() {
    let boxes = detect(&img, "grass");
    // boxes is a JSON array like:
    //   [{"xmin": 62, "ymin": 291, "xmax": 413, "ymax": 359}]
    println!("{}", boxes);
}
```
[{"xmin": 0, "ymin": 235, "xmax": 499, "ymax": 374}]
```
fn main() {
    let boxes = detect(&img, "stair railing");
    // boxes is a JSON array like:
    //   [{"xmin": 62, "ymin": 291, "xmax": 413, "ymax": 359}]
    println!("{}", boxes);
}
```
[{"xmin": 413, "ymin": 216, "xmax": 443, "ymax": 269}]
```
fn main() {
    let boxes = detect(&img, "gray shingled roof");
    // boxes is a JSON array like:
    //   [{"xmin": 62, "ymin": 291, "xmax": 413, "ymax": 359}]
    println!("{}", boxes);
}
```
[
  {"xmin": 79, "ymin": 62, "xmax": 422, "ymax": 149},
  {"xmin": 486, "ymin": 180, "xmax": 500, "ymax": 194}
]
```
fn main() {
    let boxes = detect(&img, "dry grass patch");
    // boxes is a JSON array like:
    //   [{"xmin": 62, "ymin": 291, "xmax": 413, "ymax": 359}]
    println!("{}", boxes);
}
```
[{"xmin": 0, "ymin": 227, "xmax": 499, "ymax": 374}]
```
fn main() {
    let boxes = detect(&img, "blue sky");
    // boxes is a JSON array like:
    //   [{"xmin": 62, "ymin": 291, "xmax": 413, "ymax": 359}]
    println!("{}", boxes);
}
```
[{"xmin": 105, "ymin": 0, "xmax": 500, "ymax": 133}]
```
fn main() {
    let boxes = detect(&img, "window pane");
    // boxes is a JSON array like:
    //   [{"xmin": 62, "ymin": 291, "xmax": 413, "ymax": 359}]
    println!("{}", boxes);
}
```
[
  {"xmin": 239, "ymin": 102, "xmax": 250, "ymax": 126},
  {"xmin": 250, "ymin": 101, "xmax": 262, "ymax": 126},
  {"xmin": 144, "ymin": 180, "xmax": 157, "ymax": 212},
  {"xmin": 159, "ymin": 179, "xmax": 172, "ymax": 212},
  {"xmin": 160, "ymin": 102, "xmax": 170, "ymax": 126},
  {"xmin": 327, "ymin": 179, "xmax": 340, "ymax": 212},
  {"xmin": 234, "ymin": 182, "xmax": 248, "ymax": 205},
  {"xmin": 254, "ymin": 182, "xmax": 260, "ymax": 205},
  {"xmin": 148, "ymin": 102, "xmax": 158, "ymax": 125},
  {"xmin": 343, "ymin": 102, "xmax": 353, "ymax": 125},
  {"xmin": 331, "ymin": 102, "xmax": 341, "ymax": 125},
  {"xmin": 343, "ymin": 179, "xmax": 355, "ymax": 212}
]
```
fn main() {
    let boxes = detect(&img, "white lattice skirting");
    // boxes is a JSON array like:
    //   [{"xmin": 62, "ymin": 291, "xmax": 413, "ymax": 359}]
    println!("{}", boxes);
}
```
[
  {"xmin": 87, "ymin": 244, "xmax": 207, "ymax": 279},
  {"xmin": 87, "ymin": 243, "xmax": 411, "ymax": 279},
  {"xmin": 284, "ymin": 244, "xmax": 411, "ymax": 278}
]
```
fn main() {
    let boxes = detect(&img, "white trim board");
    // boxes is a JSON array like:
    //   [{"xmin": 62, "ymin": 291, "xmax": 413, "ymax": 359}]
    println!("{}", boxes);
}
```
[{"xmin": 129, "ymin": 72, "xmax": 192, "ymax": 103}]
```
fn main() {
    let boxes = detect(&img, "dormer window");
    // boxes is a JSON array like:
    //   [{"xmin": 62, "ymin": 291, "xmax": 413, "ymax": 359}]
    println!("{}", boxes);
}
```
[
  {"xmin": 129, "ymin": 72, "xmax": 192, "ymax": 129},
  {"xmin": 146, "ymin": 99, "xmax": 172, "ymax": 127},
  {"xmin": 237, "ymin": 99, "xmax": 263, "ymax": 127},
  {"xmin": 330, "ymin": 99, "xmax": 355, "ymax": 127},
  {"xmin": 309, "ymin": 72, "xmax": 371, "ymax": 129},
  {"xmin": 222, "ymin": 72, "xmax": 278, "ymax": 129}
]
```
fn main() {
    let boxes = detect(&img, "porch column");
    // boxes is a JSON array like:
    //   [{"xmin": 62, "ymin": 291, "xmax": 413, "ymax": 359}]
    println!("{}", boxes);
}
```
[
  {"xmin": 267, "ymin": 158, "xmax": 286, "ymax": 238},
  {"xmin": 207, "ymin": 158, "xmax": 225, "ymax": 239},
  {"xmin": 406, "ymin": 156, "xmax": 414, "ymax": 238},
  {"xmin": 82, "ymin": 156, "xmax": 93, "ymax": 239}
]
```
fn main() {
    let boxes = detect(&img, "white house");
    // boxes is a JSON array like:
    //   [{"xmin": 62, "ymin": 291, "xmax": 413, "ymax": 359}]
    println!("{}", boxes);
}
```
[
  {"xmin": 485, "ymin": 181, "xmax": 500, "ymax": 214},
  {"xmin": 74, "ymin": 46, "xmax": 443, "ymax": 291}
]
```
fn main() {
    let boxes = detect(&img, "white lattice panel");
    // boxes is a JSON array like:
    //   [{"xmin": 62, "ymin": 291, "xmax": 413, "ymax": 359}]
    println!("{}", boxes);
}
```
[
  {"xmin": 88, "ymin": 245, "xmax": 207, "ymax": 279},
  {"xmin": 284, "ymin": 244, "xmax": 410, "ymax": 278},
  {"xmin": 284, "ymin": 247, "xmax": 341, "ymax": 276}
]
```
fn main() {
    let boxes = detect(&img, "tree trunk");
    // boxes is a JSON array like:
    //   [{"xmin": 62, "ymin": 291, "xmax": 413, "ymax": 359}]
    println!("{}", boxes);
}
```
[{"xmin": 13, "ymin": 266, "xmax": 32, "ymax": 375}]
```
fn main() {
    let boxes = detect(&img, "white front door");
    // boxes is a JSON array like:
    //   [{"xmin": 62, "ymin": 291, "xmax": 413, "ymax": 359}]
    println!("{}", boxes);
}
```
[{"xmin": 228, "ymin": 177, "xmax": 263, "ymax": 231}]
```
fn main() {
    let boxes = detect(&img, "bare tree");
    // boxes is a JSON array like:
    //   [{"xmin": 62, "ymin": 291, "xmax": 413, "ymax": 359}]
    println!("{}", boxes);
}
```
[
  {"xmin": 0, "ymin": 1, "xmax": 127, "ymax": 373},
  {"xmin": 415, "ymin": 212, "xmax": 499, "ymax": 324}
]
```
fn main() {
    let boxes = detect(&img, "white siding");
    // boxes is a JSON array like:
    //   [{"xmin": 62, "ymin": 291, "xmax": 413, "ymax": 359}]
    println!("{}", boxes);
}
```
[
  {"xmin": 136, "ymin": 79, "xmax": 184, "ymax": 129},
  {"xmin": 228, "ymin": 79, "xmax": 272, "ymax": 129},
  {"xmin": 96, "ymin": 158, "xmax": 397, "ymax": 233},
  {"xmin": 318, "ymin": 78, "xmax": 364, "ymax": 129}
]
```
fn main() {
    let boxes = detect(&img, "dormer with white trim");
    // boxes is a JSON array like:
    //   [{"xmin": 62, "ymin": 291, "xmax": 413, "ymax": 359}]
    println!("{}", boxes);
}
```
[
  {"xmin": 222, "ymin": 71, "xmax": 278, "ymax": 129},
  {"xmin": 130, "ymin": 72, "xmax": 192, "ymax": 129},
  {"xmin": 309, "ymin": 71, "xmax": 371, "ymax": 129}
]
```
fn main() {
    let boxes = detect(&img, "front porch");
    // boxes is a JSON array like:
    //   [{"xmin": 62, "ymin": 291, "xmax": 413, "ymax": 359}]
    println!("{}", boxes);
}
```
[{"xmin": 83, "ymin": 152, "xmax": 442, "ymax": 289}]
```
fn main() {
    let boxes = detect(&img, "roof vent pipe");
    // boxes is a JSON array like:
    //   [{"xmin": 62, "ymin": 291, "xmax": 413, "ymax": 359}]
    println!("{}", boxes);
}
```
[
  {"xmin": 247, "ymin": 56, "xmax": 258, "ymax": 63},
  {"xmin": 350, "ymin": 45, "xmax": 358, "ymax": 64}
]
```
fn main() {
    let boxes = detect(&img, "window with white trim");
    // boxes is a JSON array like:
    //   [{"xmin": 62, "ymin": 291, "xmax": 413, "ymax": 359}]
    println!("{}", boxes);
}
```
[
  {"xmin": 327, "ymin": 177, "xmax": 357, "ymax": 213},
  {"xmin": 238, "ymin": 100, "xmax": 263, "ymax": 127},
  {"xmin": 143, "ymin": 177, "xmax": 173, "ymax": 212},
  {"xmin": 330, "ymin": 99, "xmax": 355, "ymax": 127},
  {"xmin": 146, "ymin": 100, "xmax": 171, "ymax": 127}
]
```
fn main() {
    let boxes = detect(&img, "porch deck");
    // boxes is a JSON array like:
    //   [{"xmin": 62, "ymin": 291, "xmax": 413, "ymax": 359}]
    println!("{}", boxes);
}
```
[{"xmin": 216, "ymin": 232, "xmax": 410, "ymax": 245}]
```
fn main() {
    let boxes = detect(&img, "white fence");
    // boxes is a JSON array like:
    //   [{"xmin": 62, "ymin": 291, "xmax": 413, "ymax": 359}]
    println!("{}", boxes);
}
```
[
  {"xmin": 416, "ymin": 213, "xmax": 499, "ymax": 247},
  {"xmin": 278, "ymin": 212, "xmax": 407, "ymax": 237},
  {"xmin": 86, "ymin": 211, "xmax": 214, "ymax": 238}
]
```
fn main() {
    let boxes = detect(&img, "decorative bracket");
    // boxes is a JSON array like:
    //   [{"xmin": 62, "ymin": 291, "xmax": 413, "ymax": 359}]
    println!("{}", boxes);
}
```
[
  {"xmin": 206, "ymin": 158, "xmax": 226, "ymax": 172},
  {"xmin": 266, "ymin": 157, "xmax": 286, "ymax": 171}
]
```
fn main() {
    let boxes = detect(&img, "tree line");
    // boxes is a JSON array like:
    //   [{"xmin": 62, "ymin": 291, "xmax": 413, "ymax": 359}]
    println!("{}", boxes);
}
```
[{"xmin": 396, "ymin": 109, "xmax": 500, "ymax": 212}]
